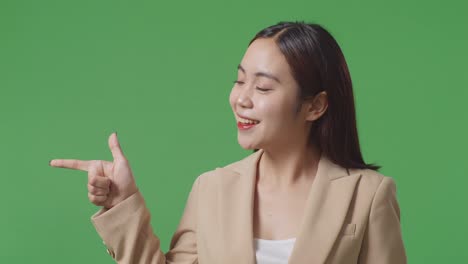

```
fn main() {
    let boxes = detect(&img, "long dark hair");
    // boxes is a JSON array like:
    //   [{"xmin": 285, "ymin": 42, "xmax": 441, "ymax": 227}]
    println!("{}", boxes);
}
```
[{"xmin": 250, "ymin": 21, "xmax": 381, "ymax": 171}]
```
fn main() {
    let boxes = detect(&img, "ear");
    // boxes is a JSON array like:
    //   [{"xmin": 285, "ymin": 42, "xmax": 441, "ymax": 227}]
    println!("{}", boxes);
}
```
[{"xmin": 304, "ymin": 91, "xmax": 328, "ymax": 122}]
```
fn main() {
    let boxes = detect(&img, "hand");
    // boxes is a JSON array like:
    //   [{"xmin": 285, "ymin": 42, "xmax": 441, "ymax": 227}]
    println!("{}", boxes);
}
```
[{"xmin": 50, "ymin": 132, "xmax": 138, "ymax": 209}]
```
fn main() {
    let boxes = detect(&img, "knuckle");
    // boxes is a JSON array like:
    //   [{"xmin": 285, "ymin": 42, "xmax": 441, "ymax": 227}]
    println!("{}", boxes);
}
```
[
  {"xmin": 89, "ymin": 175, "xmax": 97, "ymax": 185},
  {"xmin": 94, "ymin": 197, "xmax": 104, "ymax": 204},
  {"xmin": 88, "ymin": 193, "xmax": 103, "ymax": 203},
  {"xmin": 99, "ymin": 196, "xmax": 107, "ymax": 203},
  {"xmin": 87, "ymin": 193, "xmax": 95, "ymax": 202},
  {"xmin": 104, "ymin": 178, "xmax": 111, "ymax": 187},
  {"xmin": 89, "ymin": 184, "xmax": 107, "ymax": 195},
  {"xmin": 88, "ymin": 184, "xmax": 98, "ymax": 194}
]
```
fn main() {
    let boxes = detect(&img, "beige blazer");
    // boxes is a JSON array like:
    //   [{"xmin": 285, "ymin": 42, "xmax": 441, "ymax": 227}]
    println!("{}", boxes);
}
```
[{"xmin": 91, "ymin": 149, "xmax": 407, "ymax": 263}]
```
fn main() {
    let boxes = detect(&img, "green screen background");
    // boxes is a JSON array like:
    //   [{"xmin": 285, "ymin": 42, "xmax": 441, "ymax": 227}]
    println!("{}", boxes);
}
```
[{"xmin": 1, "ymin": 0, "xmax": 467, "ymax": 263}]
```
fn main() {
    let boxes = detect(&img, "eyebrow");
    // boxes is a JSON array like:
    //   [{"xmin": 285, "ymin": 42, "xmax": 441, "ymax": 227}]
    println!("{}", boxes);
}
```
[{"xmin": 237, "ymin": 64, "xmax": 281, "ymax": 84}]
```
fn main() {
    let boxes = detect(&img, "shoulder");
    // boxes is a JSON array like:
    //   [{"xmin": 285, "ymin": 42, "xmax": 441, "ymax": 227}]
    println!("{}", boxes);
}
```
[
  {"xmin": 352, "ymin": 167, "xmax": 391, "ymax": 186},
  {"xmin": 349, "ymin": 167, "xmax": 399, "ymax": 204}
]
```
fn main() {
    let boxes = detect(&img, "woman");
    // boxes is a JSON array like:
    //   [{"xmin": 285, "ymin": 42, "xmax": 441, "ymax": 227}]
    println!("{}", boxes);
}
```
[{"xmin": 50, "ymin": 21, "xmax": 407, "ymax": 263}]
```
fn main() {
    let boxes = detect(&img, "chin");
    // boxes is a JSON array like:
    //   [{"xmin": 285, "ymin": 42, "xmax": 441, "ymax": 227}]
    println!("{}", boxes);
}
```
[
  {"xmin": 239, "ymin": 145, "xmax": 255, "ymax": 150},
  {"xmin": 237, "ymin": 139, "xmax": 259, "ymax": 150}
]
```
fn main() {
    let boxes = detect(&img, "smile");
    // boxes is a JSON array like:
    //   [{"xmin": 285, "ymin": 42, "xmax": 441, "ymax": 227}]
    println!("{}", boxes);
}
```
[
  {"xmin": 237, "ymin": 117, "xmax": 260, "ymax": 124},
  {"xmin": 237, "ymin": 120, "xmax": 259, "ymax": 130}
]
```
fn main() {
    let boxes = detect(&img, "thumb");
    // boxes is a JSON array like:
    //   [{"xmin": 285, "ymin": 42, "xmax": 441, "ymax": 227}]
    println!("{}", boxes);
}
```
[{"xmin": 108, "ymin": 132, "xmax": 125, "ymax": 161}]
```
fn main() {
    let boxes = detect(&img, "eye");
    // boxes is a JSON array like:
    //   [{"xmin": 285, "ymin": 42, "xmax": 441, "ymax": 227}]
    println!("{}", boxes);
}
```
[
  {"xmin": 233, "ymin": 80, "xmax": 244, "ymax": 85},
  {"xmin": 256, "ymin": 87, "xmax": 271, "ymax": 92}
]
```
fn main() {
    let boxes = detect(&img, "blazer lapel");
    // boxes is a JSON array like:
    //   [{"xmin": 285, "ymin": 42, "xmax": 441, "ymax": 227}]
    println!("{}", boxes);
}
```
[
  {"xmin": 217, "ymin": 149, "xmax": 361, "ymax": 264},
  {"xmin": 216, "ymin": 150, "xmax": 261, "ymax": 264},
  {"xmin": 288, "ymin": 153, "xmax": 362, "ymax": 264}
]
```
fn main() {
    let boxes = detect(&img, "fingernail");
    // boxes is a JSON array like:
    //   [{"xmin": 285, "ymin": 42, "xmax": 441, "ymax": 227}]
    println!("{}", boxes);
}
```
[{"xmin": 49, "ymin": 160, "xmax": 52, "ymax": 166}]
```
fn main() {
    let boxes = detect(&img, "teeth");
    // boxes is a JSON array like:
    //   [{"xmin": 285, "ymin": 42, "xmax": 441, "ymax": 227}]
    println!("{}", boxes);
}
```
[{"xmin": 238, "ymin": 117, "xmax": 259, "ymax": 124}]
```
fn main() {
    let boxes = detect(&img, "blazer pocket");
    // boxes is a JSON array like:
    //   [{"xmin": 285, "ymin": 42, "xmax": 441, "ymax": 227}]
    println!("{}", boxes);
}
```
[{"xmin": 340, "ymin": 223, "xmax": 356, "ymax": 236}]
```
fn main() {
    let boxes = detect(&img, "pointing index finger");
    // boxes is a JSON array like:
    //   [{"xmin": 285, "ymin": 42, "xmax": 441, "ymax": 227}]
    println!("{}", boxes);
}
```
[{"xmin": 50, "ymin": 159, "xmax": 91, "ymax": 172}]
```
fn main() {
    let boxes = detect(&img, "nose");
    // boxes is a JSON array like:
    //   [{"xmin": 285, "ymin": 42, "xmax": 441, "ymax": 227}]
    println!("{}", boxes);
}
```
[{"xmin": 236, "ymin": 86, "xmax": 253, "ymax": 109}]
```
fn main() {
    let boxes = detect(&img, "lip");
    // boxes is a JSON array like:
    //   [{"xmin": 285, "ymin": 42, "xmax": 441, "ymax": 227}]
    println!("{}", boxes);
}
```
[
  {"xmin": 235, "ymin": 113, "xmax": 260, "ymax": 130},
  {"xmin": 237, "ymin": 121, "xmax": 258, "ymax": 130},
  {"xmin": 236, "ymin": 113, "xmax": 259, "ymax": 122}
]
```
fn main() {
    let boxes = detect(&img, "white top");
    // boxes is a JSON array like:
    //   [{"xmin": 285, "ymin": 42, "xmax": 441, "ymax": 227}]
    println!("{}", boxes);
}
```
[{"xmin": 254, "ymin": 237, "xmax": 296, "ymax": 264}]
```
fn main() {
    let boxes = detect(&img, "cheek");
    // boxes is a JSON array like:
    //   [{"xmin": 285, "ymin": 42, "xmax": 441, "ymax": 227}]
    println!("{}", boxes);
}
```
[
  {"xmin": 256, "ymin": 96, "xmax": 281, "ymax": 116},
  {"xmin": 259, "ymin": 97, "xmax": 296, "ymax": 124},
  {"xmin": 229, "ymin": 88, "xmax": 238, "ymax": 109},
  {"xmin": 255, "ymin": 100, "xmax": 268, "ymax": 116}
]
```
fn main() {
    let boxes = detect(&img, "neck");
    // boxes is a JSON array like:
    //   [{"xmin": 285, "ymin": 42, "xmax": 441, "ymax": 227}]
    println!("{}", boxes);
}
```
[{"xmin": 258, "ymin": 141, "xmax": 322, "ymax": 189}]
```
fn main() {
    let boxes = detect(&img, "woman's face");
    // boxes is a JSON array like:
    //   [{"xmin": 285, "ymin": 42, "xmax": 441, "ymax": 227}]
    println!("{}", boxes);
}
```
[{"xmin": 229, "ymin": 37, "xmax": 311, "ymax": 150}]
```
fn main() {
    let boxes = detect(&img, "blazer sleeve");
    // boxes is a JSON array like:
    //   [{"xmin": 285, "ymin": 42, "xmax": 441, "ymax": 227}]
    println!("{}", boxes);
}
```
[
  {"xmin": 358, "ymin": 177, "xmax": 407, "ymax": 264},
  {"xmin": 90, "ymin": 176, "xmax": 200, "ymax": 264}
]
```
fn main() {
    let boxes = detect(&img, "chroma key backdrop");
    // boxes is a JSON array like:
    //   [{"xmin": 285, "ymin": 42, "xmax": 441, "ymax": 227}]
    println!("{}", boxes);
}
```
[{"xmin": 1, "ymin": 0, "xmax": 467, "ymax": 263}]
